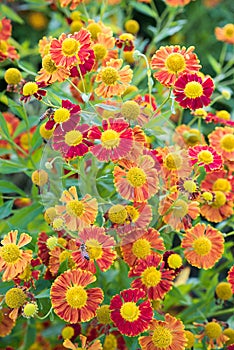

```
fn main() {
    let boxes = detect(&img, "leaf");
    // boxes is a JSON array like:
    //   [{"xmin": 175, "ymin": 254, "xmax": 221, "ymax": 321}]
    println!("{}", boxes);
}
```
[
  {"xmin": 3, "ymin": 202, "xmax": 43, "ymax": 230},
  {"xmin": 0, "ymin": 4, "xmax": 24, "ymax": 24},
  {"xmin": 130, "ymin": 1, "xmax": 155, "ymax": 18},
  {"xmin": 0, "ymin": 200, "xmax": 14, "ymax": 219},
  {"xmin": 208, "ymin": 55, "xmax": 221, "ymax": 74},
  {"xmin": 0, "ymin": 180, "xmax": 27, "ymax": 196},
  {"xmin": 0, "ymin": 159, "xmax": 27, "ymax": 174},
  {"xmin": 0, "ymin": 111, "xmax": 10, "ymax": 138},
  {"xmin": 7, "ymin": 98, "xmax": 28, "ymax": 121},
  {"xmin": 36, "ymin": 289, "xmax": 50, "ymax": 299}
]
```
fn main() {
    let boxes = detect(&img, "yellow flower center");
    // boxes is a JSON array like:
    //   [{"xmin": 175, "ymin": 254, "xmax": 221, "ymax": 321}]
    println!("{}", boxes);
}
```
[
  {"xmin": 70, "ymin": 20, "xmax": 83, "ymax": 34},
  {"xmin": 40, "ymin": 123, "xmax": 54, "ymax": 140},
  {"xmin": 221, "ymin": 134, "xmax": 234, "ymax": 152},
  {"xmin": 193, "ymin": 237, "xmax": 212, "ymax": 255},
  {"xmin": 108, "ymin": 204, "xmax": 127, "ymax": 224},
  {"xmin": 46, "ymin": 236, "xmax": 58, "ymax": 250},
  {"xmin": 86, "ymin": 239, "xmax": 102, "ymax": 260},
  {"xmin": 101, "ymin": 129, "xmax": 120, "ymax": 148},
  {"xmin": 59, "ymin": 250, "xmax": 72, "ymax": 264},
  {"xmin": 142, "ymin": 266, "xmax": 162, "ymax": 287},
  {"xmin": 125, "ymin": 205, "xmax": 139, "ymax": 222},
  {"xmin": 65, "ymin": 285, "xmax": 87, "ymax": 308},
  {"xmin": 168, "ymin": 253, "xmax": 182, "ymax": 269},
  {"xmin": 152, "ymin": 325, "xmax": 172, "ymax": 348},
  {"xmin": 0, "ymin": 40, "xmax": 8, "ymax": 53},
  {"xmin": 120, "ymin": 302, "xmax": 140, "ymax": 322},
  {"xmin": 62, "ymin": 38, "xmax": 80, "ymax": 56},
  {"xmin": 205, "ymin": 322, "xmax": 222, "ymax": 339},
  {"xmin": 31, "ymin": 169, "xmax": 48, "ymax": 187},
  {"xmin": 42, "ymin": 54, "xmax": 57, "ymax": 73},
  {"xmin": 212, "ymin": 178, "xmax": 231, "ymax": 192},
  {"xmin": 121, "ymin": 101, "xmax": 140, "ymax": 121},
  {"xmin": 185, "ymin": 330, "xmax": 195, "ymax": 348},
  {"xmin": 61, "ymin": 326, "xmax": 75, "ymax": 340},
  {"xmin": 87, "ymin": 23, "xmax": 102, "ymax": 40},
  {"xmin": 125, "ymin": 19, "xmax": 140, "ymax": 34},
  {"xmin": 198, "ymin": 150, "xmax": 213, "ymax": 164},
  {"xmin": 132, "ymin": 239, "xmax": 151, "ymax": 259},
  {"xmin": 64, "ymin": 130, "xmax": 83, "ymax": 147},
  {"xmin": 52, "ymin": 217, "xmax": 65, "ymax": 231},
  {"xmin": 184, "ymin": 81, "xmax": 203, "ymax": 98},
  {"xmin": 103, "ymin": 334, "xmax": 118, "ymax": 350},
  {"xmin": 126, "ymin": 167, "xmax": 146, "ymax": 187},
  {"xmin": 165, "ymin": 53, "xmax": 186, "ymax": 74},
  {"xmin": 23, "ymin": 302, "xmax": 38, "ymax": 318},
  {"xmin": 19, "ymin": 264, "xmax": 32, "ymax": 281},
  {"xmin": 96, "ymin": 305, "xmax": 111, "ymax": 324},
  {"xmin": 224, "ymin": 24, "xmax": 234, "ymax": 37},
  {"xmin": 183, "ymin": 129, "xmax": 202, "ymax": 146},
  {"xmin": 215, "ymin": 282, "xmax": 232, "ymax": 300},
  {"xmin": 183, "ymin": 180, "xmax": 197, "ymax": 193},
  {"xmin": 202, "ymin": 191, "xmax": 213, "ymax": 202},
  {"xmin": 101, "ymin": 67, "xmax": 119, "ymax": 85},
  {"xmin": 164, "ymin": 153, "xmax": 183, "ymax": 170},
  {"xmin": 212, "ymin": 191, "xmax": 226, "ymax": 208},
  {"xmin": 173, "ymin": 199, "xmax": 188, "ymax": 218},
  {"xmin": 54, "ymin": 108, "xmax": 70, "ymax": 123},
  {"xmin": 5, "ymin": 288, "xmax": 27, "ymax": 309},
  {"xmin": 93, "ymin": 43, "xmax": 107, "ymax": 60},
  {"xmin": 23, "ymin": 82, "xmax": 38, "ymax": 96},
  {"xmin": 216, "ymin": 110, "xmax": 230, "ymax": 120},
  {"xmin": 4, "ymin": 68, "xmax": 22, "ymax": 85},
  {"xmin": 223, "ymin": 328, "xmax": 234, "ymax": 346},
  {"xmin": 1, "ymin": 243, "xmax": 20, "ymax": 263},
  {"xmin": 66, "ymin": 200, "xmax": 84, "ymax": 217}
]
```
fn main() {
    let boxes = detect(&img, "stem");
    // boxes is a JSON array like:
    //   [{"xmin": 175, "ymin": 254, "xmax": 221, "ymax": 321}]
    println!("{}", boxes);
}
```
[
  {"xmin": 208, "ymin": 307, "xmax": 234, "ymax": 318},
  {"xmin": 36, "ymin": 306, "xmax": 53, "ymax": 320},
  {"xmin": 224, "ymin": 231, "xmax": 234, "ymax": 237},
  {"xmin": 82, "ymin": 2, "xmax": 89, "ymax": 19},
  {"xmin": 219, "ymin": 43, "xmax": 227, "ymax": 67},
  {"xmin": 209, "ymin": 95, "xmax": 223, "ymax": 107},
  {"xmin": 156, "ymin": 88, "xmax": 172, "ymax": 112}
]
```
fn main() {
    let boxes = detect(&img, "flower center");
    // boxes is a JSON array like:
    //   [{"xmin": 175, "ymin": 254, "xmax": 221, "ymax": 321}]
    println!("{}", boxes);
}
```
[
  {"xmin": 120, "ymin": 302, "xmax": 140, "ymax": 322},
  {"xmin": 66, "ymin": 200, "xmax": 84, "ymax": 217},
  {"xmin": 184, "ymin": 81, "xmax": 203, "ymax": 98},
  {"xmin": 101, "ymin": 129, "xmax": 120, "ymax": 148},
  {"xmin": 125, "ymin": 205, "xmax": 139, "ymax": 222},
  {"xmin": 86, "ymin": 239, "xmax": 103, "ymax": 260},
  {"xmin": 64, "ymin": 130, "xmax": 83, "ymax": 146},
  {"xmin": 5, "ymin": 288, "xmax": 27, "ymax": 309},
  {"xmin": 164, "ymin": 153, "xmax": 183, "ymax": 170},
  {"xmin": 220, "ymin": 134, "xmax": 234, "ymax": 151},
  {"xmin": 121, "ymin": 101, "xmax": 140, "ymax": 121},
  {"xmin": 65, "ymin": 285, "xmax": 87, "ymax": 308},
  {"xmin": 183, "ymin": 129, "xmax": 201, "ymax": 146},
  {"xmin": 212, "ymin": 178, "xmax": 231, "ymax": 192},
  {"xmin": 96, "ymin": 305, "xmax": 111, "ymax": 324},
  {"xmin": 168, "ymin": 253, "xmax": 182, "ymax": 269},
  {"xmin": 101, "ymin": 67, "xmax": 119, "ymax": 85},
  {"xmin": 183, "ymin": 180, "xmax": 197, "ymax": 193},
  {"xmin": 224, "ymin": 24, "xmax": 234, "ymax": 37},
  {"xmin": 198, "ymin": 150, "xmax": 213, "ymax": 164},
  {"xmin": 142, "ymin": 266, "xmax": 162, "ymax": 287},
  {"xmin": 62, "ymin": 38, "xmax": 80, "ymax": 56},
  {"xmin": 108, "ymin": 204, "xmax": 127, "ymax": 224},
  {"xmin": 216, "ymin": 110, "xmax": 230, "ymax": 120},
  {"xmin": 165, "ymin": 53, "xmax": 186, "ymax": 74},
  {"xmin": 46, "ymin": 236, "xmax": 58, "ymax": 250},
  {"xmin": 42, "ymin": 54, "xmax": 57, "ymax": 73},
  {"xmin": 61, "ymin": 326, "xmax": 75, "ymax": 340},
  {"xmin": 4, "ymin": 68, "xmax": 22, "ymax": 85},
  {"xmin": 1, "ymin": 243, "xmax": 20, "ymax": 263},
  {"xmin": 54, "ymin": 108, "xmax": 70, "ymax": 123},
  {"xmin": 152, "ymin": 325, "xmax": 172, "ymax": 348},
  {"xmin": 87, "ymin": 23, "xmax": 102, "ymax": 40},
  {"xmin": 216, "ymin": 282, "xmax": 232, "ymax": 301},
  {"xmin": 193, "ymin": 237, "xmax": 212, "ymax": 255},
  {"xmin": 103, "ymin": 334, "xmax": 118, "ymax": 350},
  {"xmin": 52, "ymin": 218, "xmax": 65, "ymax": 231},
  {"xmin": 0, "ymin": 40, "xmax": 7, "ymax": 53},
  {"xmin": 173, "ymin": 199, "xmax": 188, "ymax": 218},
  {"xmin": 212, "ymin": 191, "xmax": 226, "ymax": 208},
  {"xmin": 132, "ymin": 239, "xmax": 151, "ymax": 259},
  {"xmin": 93, "ymin": 43, "xmax": 107, "ymax": 60},
  {"xmin": 205, "ymin": 322, "xmax": 222, "ymax": 339},
  {"xmin": 126, "ymin": 167, "xmax": 146, "ymax": 187},
  {"xmin": 22, "ymin": 82, "xmax": 38, "ymax": 96},
  {"xmin": 23, "ymin": 302, "xmax": 38, "ymax": 318}
]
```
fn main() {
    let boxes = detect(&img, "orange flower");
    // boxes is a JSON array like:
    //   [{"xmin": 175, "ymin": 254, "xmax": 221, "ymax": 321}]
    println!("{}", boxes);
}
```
[
  {"xmin": 0, "ymin": 18, "xmax": 12, "ymax": 40},
  {"xmin": 138, "ymin": 313, "xmax": 187, "ymax": 350},
  {"xmin": 50, "ymin": 269, "xmax": 104, "ymax": 323},
  {"xmin": 209, "ymin": 126, "xmax": 234, "ymax": 162},
  {"xmin": 0, "ymin": 39, "xmax": 19, "ymax": 62},
  {"xmin": 227, "ymin": 266, "xmax": 234, "ymax": 294},
  {"xmin": 59, "ymin": 0, "xmax": 83, "ymax": 10},
  {"xmin": 92, "ymin": 32, "xmax": 118, "ymax": 67},
  {"xmin": 164, "ymin": 0, "xmax": 192, "ymax": 5},
  {"xmin": 55, "ymin": 186, "xmax": 98, "ymax": 231},
  {"xmin": 201, "ymin": 168, "xmax": 234, "ymax": 200},
  {"xmin": 215, "ymin": 24, "xmax": 234, "ymax": 44},
  {"xmin": 48, "ymin": 239, "xmax": 77, "ymax": 276},
  {"xmin": 0, "ymin": 230, "xmax": 32, "ymax": 281},
  {"xmin": 36, "ymin": 54, "xmax": 70, "ymax": 84},
  {"xmin": 63, "ymin": 335, "xmax": 103, "ymax": 350},
  {"xmin": 181, "ymin": 223, "xmax": 224, "ymax": 269},
  {"xmin": 151, "ymin": 45, "xmax": 201, "ymax": 86},
  {"xmin": 195, "ymin": 320, "xmax": 229, "ymax": 349},
  {"xmin": 95, "ymin": 58, "xmax": 133, "ymax": 98},
  {"xmin": 0, "ymin": 308, "xmax": 15, "ymax": 337},
  {"xmin": 200, "ymin": 190, "xmax": 233, "ymax": 223}
]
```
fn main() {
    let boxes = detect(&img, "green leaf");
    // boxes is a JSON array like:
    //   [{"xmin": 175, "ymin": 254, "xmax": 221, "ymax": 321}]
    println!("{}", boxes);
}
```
[
  {"xmin": 0, "ymin": 111, "xmax": 10, "ymax": 138},
  {"xmin": 0, "ymin": 4, "xmax": 24, "ymax": 24},
  {"xmin": 207, "ymin": 55, "xmax": 221, "ymax": 74},
  {"xmin": 7, "ymin": 98, "xmax": 28, "ymax": 121},
  {"xmin": 130, "ymin": 1, "xmax": 155, "ymax": 18},
  {"xmin": 0, "ymin": 180, "xmax": 27, "ymax": 196},
  {"xmin": 36, "ymin": 289, "xmax": 50, "ymax": 299},
  {"xmin": 0, "ymin": 199, "xmax": 14, "ymax": 220},
  {"xmin": 0, "ymin": 158, "xmax": 27, "ymax": 174}
]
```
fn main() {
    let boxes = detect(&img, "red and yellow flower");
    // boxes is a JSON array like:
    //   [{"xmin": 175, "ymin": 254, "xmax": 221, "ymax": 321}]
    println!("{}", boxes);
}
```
[
  {"xmin": 0, "ymin": 17, "xmax": 12, "ymax": 40},
  {"xmin": 201, "ymin": 168, "xmax": 234, "ymax": 199},
  {"xmin": 227, "ymin": 266, "xmax": 234, "ymax": 294},
  {"xmin": 200, "ymin": 190, "xmax": 233, "ymax": 223},
  {"xmin": 45, "ymin": 99, "xmax": 80, "ymax": 130},
  {"xmin": 50, "ymin": 269, "xmax": 104, "ymax": 323},
  {"xmin": 209, "ymin": 126, "xmax": 234, "ymax": 162},
  {"xmin": 36, "ymin": 54, "xmax": 70, "ymax": 84},
  {"xmin": 215, "ymin": 24, "xmax": 234, "ymax": 44},
  {"xmin": 188, "ymin": 145, "xmax": 223, "ymax": 172},
  {"xmin": 181, "ymin": 223, "xmax": 224, "ymax": 269}
]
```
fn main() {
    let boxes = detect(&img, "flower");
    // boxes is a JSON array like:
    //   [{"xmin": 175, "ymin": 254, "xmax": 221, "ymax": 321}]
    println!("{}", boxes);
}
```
[
  {"xmin": 215, "ymin": 24, "xmax": 234, "ymax": 44},
  {"xmin": 201, "ymin": 168, "xmax": 234, "ymax": 199},
  {"xmin": 181, "ymin": 223, "xmax": 224, "ymax": 269},
  {"xmin": 45, "ymin": 99, "xmax": 81, "ymax": 130},
  {"xmin": 0, "ymin": 230, "xmax": 32, "ymax": 281},
  {"xmin": 173, "ymin": 73, "xmax": 214, "ymax": 109},
  {"xmin": 0, "ymin": 39, "xmax": 19, "ymax": 62},
  {"xmin": 138, "ymin": 313, "xmax": 187, "ymax": 350},
  {"xmin": 228, "ymin": 266, "xmax": 234, "ymax": 293},
  {"xmin": 4, "ymin": 67, "xmax": 22, "ymax": 85},
  {"xmin": 164, "ymin": 0, "xmax": 192, "ymax": 5},
  {"xmin": 95, "ymin": 58, "xmax": 133, "ymax": 98},
  {"xmin": 50, "ymin": 269, "xmax": 104, "ymax": 323},
  {"xmin": 114, "ymin": 155, "xmax": 159, "ymax": 202},
  {"xmin": 209, "ymin": 126, "xmax": 234, "ymax": 162},
  {"xmin": 130, "ymin": 254, "xmax": 175, "ymax": 299},
  {"xmin": 55, "ymin": 186, "xmax": 98, "ymax": 231},
  {"xmin": 20, "ymin": 81, "xmax": 46, "ymax": 103},
  {"xmin": 0, "ymin": 307, "xmax": 15, "ymax": 337},
  {"xmin": 177, "ymin": 177, "xmax": 199, "ymax": 200},
  {"xmin": 36, "ymin": 54, "xmax": 70, "ymax": 84},
  {"xmin": 110, "ymin": 288, "xmax": 153, "ymax": 336},
  {"xmin": 0, "ymin": 17, "xmax": 12, "ymax": 40},
  {"xmin": 89, "ymin": 118, "xmax": 133, "ymax": 162},
  {"xmin": 195, "ymin": 320, "xmax": 229, "ymax": 349},
  {"xmin": 72, "ymin": 226, "xmax": 116, "ymax": 274},
  {"xmin": 59, "ymin": 0, "xmax": 83, "ymax": 10},
  {"xmin": 5, "ymin": 287, "xmax": 27, "ymax": 320},
  {"xmin": 63, "ymin": 335, "xmax": 103, "ymax": 350},
  {"xmin": 151, "ymin": 45, "xmax": 201, "ymax": 86},
  {"xmin": 200, "ymin": 190, "xmax": 233, "ymax": 223},
  {"xmin": 215, "ymin": 282, "xmax": 233, "ymax": 300},
  {"xmin": 188, "ymin": 145, "xmax": 223, "ymax": 172},
  {"xmin": 92, "ymin": 32, "xmax": 117, "ymax": 66}
]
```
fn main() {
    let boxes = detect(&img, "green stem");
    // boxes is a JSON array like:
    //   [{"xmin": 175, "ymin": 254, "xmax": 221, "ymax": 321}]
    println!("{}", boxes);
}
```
[
  {"xmin": 219, "ymin": 43, "xmax": 227, "ymax": 67},
  {"xmin": 156, "ymin": 88, "xmax": 172, "ymax": 112},
  {"xmin": 224, "ymin": 231, "xmax": 234, "ymax": 237},
  {"xmin": 208, "ymin": 307, "xmax": 234, "ymax": 318},
  {"xmin": 36, "ymin": 306, "xmax": 53, "ymax": 320},
  {"xmin": 82, "ymin": 2, "xmax": 89, "ymax": 19},
  {"xmin": 209, "ymin": 95, "xmax": 223, "ymax": 107}
]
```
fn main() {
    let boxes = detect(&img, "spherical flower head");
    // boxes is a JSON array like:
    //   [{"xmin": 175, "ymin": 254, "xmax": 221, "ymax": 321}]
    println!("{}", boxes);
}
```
[
  {"xmin": 96, "ymin": 305, "xmax": 111, "ymax": 324},
  {"xmin": 185, "ymin": 330, "xmax": 195, "ymax": 348},
  {"xmin": 46, "ymin": 236, "xmax": 58, "ymax": 250},
  {"xmin": 188, "ymin": 145, "xmax": 222, "ymax": 172},
  {"xmin": 31, "ymin": 169, "xmax": 49, "ymax": 187},
  {"xmin": 223, "ymin": 328, "xmax": 234, "ymax": 346},
  {"xmin": 4, "ymin": 68, "xmax": 22, "ymax": 85},
  {"xmin": 215, "ymin": 282, "xmax": 233, "ymax": 300},
  {"xmin": 121, "ymin": 100, "xmax": 140, "ymax": 121},
  {"xmin": 39, "ymin": 123, "xmax": 54, "ymax": 140},
  {"xmin": 44, "ymin": 207, "xmax": 57, "ymax": 224},
  {"xmin": 125, "ymin": 19, "xmax": 140, "ymax": 34},
  {"xmin": 22, "ymin": 302, "xmax": 38, "ymax": 318},
  {"xmin": 22, "ymin": 82, "xmax": 38, "ymax": 96},
  {"xmin": 5, "ymin": 288, "xmax": 27, "ymax": 309}
]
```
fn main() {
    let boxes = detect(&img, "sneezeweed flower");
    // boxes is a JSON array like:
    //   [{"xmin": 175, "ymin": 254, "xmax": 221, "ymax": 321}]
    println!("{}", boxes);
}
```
[
  {"xmin": 50, "ymin": 269, "xmax": 104, "ymax": 323},
  {"xmin": 20, "ymin": 81, "xmax": 46, "ymax": 103},
  {"xmin": 114, "ymin": 155, "xmax": 159, "ymax": 202},
  {"xmin": 59, "ymin": 0, "xmax": 83, "ymax": 10},
  {"xmin": 188, "ymin": 145, "xmax": 223, "ymax": 172},
  {"xmin": 5, "ymin": 287, "xmax": 27, "ymax": 320},
  {"xmin": 130, "ymin": 254, "xmax": 175, "ymax": 300},
  {"xmin": 173, "ymin": 73, "xmax": 214, "ymax": 109},
  {"xmin": 209, "ymin": 126, "xmax": 234, "ymax": 162},
  {"xmin": 125, "ymin": 19, "xmax": 140, "ymax": 34},
  {"xmin": 96, "ymin": 304, "xmax": 111, "ymax": 325},
  {"xmin": 48, "ymin": 239, "xmax": 77, "ymax": 276},
  {"xmin": 103, "ymin": 331, "xmax": 127, "ymax": 350},
  {"xmin": 215, "ymin": 23, "xmax": 234, "ymax": 44},
  {"xmin": 89, "ymin": 118, "xmax": 133, "ymax": 162},
  {"xmin": 95, "ymin": 58, "xmax": 133, "ymax": 98},
  {"xmin": 60, "ymin": 323, "xmax": 81, "ymax": 341},
  {"xmin": 31, "ymin": 169, "xmax": 49, "ymax": 187},
  {"xmin": 181, "ymin": 223, "xmax": 224, "ymax": 269},
  {"xmin": 138, "ymin": 313, "xmax": 187, "ymax": 350},
  {"xmin": 227, "ymin": 266, "xmax": 234, "ymax": 293},
  {"xmin": 223, "ymin": 328, "xmax": 234, "ymax": 346},
  {"xmin": 173, "ymin": 124, "xmax": 205, "ymax": 148},
  {"xmin": 164, "ymin": 0, "xmax": 192, "ymax": 5},
  {"xmin": 0, "ymin": 17, "xmax": 12, "ymax": 40},
  {"xmin": 45, "ymin": 99, "xmax": 81, "ymax": 130},
  {"xmin": 36, "ymin": 54, "xmax": 70, "ymax": 84},
  {"xmin": 163, "ymin": 251, "xmax": 183, "ymax": 276},
  {"xmin": 22, "ymin": 301, "xmax": 38, "ymax": 319},
  {"xmin": 200, "ymin": 190, "xmax": 233, "ymax": 223},
  {"xmin": 0, "ymin": 230, "xmax": 32, "ymax": 281},
  {"xmin": 92, "ymin": 32, "xmax": 117, "ymax": 66},
  {"xmin": 195, "ymin": 320, "xmax": 229, "ymax": 349},
  {"xmin": 63, "ymin": 335, "xmax": 103, "ymax": 350},
  {"xmin": 0, "ymin": 39, "xmax": 19, "ymax": 62},
  {"xmin": 72, "ymin": 226, "xmax": 116, "ymax": 274},
  {"xmin": 201, "ymin": 168, "xmax": 234, "ymax": 199},
  {"xmin": 4, "ymin": 67, "xmax": 22, "ymax": 86},
  {"xmin": 160, "ymin": 147, "xmax": 192, "ymax": 181},
  {"xmin": 215, "ymin": 282, "xmax": 233, "ymax": 301},
  {"xmin": 177, "ymin": 177, "xmax": 199, "ymax": 200},
  {"xmin": 151, "ymin": 45, "xmax": 201, "ymax": 86},
  {"xmin": 184, "ymin": 330, "xmax": 195, "ymax": 349},
  {"xmin": 110, "ymin": 288, "xmax": 153, "ymax": 336},
  {"xmin": 0, "ymin": 308, "xmax": 15, "ymax": 337},
  {"xmin": 55, "ymin": 186, "xmax": 98, "ymax": 231}
]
